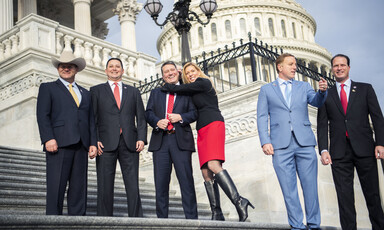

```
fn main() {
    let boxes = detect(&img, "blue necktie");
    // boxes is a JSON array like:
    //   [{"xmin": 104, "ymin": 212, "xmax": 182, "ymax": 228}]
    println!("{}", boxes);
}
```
[{"xmin": 284, "ymin": 81, "xmax": 291, "ymax": 107}]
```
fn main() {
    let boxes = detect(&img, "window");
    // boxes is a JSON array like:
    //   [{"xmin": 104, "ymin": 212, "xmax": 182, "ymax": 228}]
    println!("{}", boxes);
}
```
[
  {"xmin": 254, "ymin": 17, "xmax": 261, "ymax": 36},
  {"xmin": 225, "ymin": 20, "xmax": 232, "ymax": 39},
  {"xmin": 292, "ymin": 22, "xmax": 297, "ymax": 38},
  {"xmin": 211, "ymin": 23, "xmax": 217, "ymax": 42},
  {"xmin": 281, "ymin": 20, "xmax": 287, "ymax": 38},
  {"xmin": 198, "ymin": 27, "xmax": 204, "ymax": 46},
  {"xmin": 240, "ymin": 18, "xmax": 246, "ymax": 37},
  {"xmin": 268, "ymin": 18, "xmax": 275, "ymax": 37}
]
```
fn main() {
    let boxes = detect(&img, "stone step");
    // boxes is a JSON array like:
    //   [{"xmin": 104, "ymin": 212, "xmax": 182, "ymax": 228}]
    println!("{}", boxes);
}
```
[
  {"xmin": 0, "ymin": 215, "xmax": 290, "ymax": 229},
  {"xmin": 0, "ymin": 180, "xmax": 179, "ymax": 200},
  {"xmin": 0, "ymin": 189, "xmax": 202, "ymax": 209},
  {"xmin": 0, "ymin": 198, "xmax": 211, "ymax": 219},
  {"xmin": 0, "ymin": 146, "xmax": 45, "ymax": 158}
]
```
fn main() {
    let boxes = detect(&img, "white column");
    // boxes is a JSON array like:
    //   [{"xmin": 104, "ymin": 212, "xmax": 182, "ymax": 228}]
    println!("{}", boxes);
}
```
[
  {"xmin": 17, "ymin": 0, "xmax": 37, "ymax": 21},
  {"xmin": 237, "ymin": 58, "xmax": 246, "ymax": 85},
  {"xmin": 113, "ymin": 0, "xmax": 142, "ymax": 51},
  {"xmin": 1, "ymin": 0, "xmax": 13, "ymax": 34},
  {"xmin": 72, "ymin": 0, "xmax": 93, "ymax": 36}
]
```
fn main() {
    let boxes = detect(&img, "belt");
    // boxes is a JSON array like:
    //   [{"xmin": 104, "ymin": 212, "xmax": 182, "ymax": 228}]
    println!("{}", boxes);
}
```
[{"xmin": 164, "ymin": 129, "xmax": 175, "ymax": 134}]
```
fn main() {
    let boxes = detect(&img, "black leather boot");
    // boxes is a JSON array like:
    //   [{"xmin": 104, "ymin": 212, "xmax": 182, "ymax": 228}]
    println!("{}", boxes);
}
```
[
  {"xmin": 215, "ymin": 169, "xmax": 254, "ymax": 222},
  {"xmin": 204, "ymin": 180, "xmax": 225, "ymax": 221}
]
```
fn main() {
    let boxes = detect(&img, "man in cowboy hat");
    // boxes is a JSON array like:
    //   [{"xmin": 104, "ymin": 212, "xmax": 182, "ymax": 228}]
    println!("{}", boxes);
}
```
[{"xmin": 36, "ymin": 51, "xmax": 97, "ymax": 215}]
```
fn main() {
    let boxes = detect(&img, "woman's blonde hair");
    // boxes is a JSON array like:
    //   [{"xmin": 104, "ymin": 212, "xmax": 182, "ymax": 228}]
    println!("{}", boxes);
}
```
[{"xmin": 182, "ymin": 62, "xmax": 216, "ymax": 92}]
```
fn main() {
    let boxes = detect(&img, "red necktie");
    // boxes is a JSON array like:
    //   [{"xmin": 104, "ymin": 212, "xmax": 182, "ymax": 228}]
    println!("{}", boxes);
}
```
[
  {"xmin": 167, "ymin": 93, "xmax": 175, "ymax": 130},
  {"xmin": 340, "ymin": 84, "xmax": 348, "ymax": 136},
  {"xmin": 114, "ymin": 82, "xmax": 121, "ymax": 109}
]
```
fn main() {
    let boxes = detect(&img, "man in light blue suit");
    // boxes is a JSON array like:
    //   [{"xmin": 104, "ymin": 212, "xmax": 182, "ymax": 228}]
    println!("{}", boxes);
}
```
[{"xmin": 257, "ymin": 53, "xmax": 328, "ymax": 230}]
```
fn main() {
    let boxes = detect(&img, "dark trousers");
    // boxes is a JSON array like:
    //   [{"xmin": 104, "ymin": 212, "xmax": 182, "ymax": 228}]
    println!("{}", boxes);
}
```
[
  {"xmin": 46, "ymin": 141, "xmax": 88, "ymax": 215},
  {"xmin": 331, "ymin": 138, "xmax": 384, "ymax": 230},
  {"xmin": 153, "ymin": 133, "xmax": 198, "ymax": 219},
  {"xmin": 96, "ymin": 135, "xmax": 143, "ymax": 217}
]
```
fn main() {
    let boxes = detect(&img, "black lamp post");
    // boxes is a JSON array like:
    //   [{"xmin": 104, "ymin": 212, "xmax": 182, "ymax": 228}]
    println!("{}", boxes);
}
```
[{"xmin": 144, "ymin": 0, "xmax": 217, "ymax": 64}]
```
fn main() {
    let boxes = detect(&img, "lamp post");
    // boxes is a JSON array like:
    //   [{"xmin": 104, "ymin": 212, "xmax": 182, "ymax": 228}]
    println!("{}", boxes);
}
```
[{"xmin": 144, "ymin": 0, "xmax": 217, "ymax": 64}]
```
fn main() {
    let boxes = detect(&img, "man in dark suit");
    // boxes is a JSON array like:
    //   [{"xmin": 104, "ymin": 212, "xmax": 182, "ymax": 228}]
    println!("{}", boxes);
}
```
[
  {"xmin": 145, "ymin": 61, "xmax": 198, "ymax": 219},
  {"xmin": 36, "ymin": 51, "xmax": 97, "ymax": 215},
  {"xmin": 317, "ymin": 54, "xmax": 384, "ymax": 230},
  {"xmin": 90, "ymin": 58, "xmax": 147, "ymax": 217}
]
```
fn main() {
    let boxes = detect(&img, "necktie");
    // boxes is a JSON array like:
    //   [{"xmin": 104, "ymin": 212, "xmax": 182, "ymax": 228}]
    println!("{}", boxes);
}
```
[
  {"xmin": 68, "ymin": 84, "xmax": 79, "ymax": 107},
  {"xmin": 340, "ymin": 84, "xmax": 348, "ymax": 136},
  {"xmin": 167, "ymin": 93, "xmax": 175, "ymax": 130},
  {"xmin": 284, "ymin": 81, "xmax": 291, "ymax": 107},
  {"xmin": 114, "ymin": 82, "xmax": 121, "ymax": 109}
]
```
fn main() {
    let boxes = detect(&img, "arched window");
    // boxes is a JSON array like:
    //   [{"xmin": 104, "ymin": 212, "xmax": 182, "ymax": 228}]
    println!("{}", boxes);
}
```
[
  {"xmin": 198, "ymin": 27, "xmax": 204, "ymax": 46},
  {"xmin": 240, "ymin": 18, "xmax": 246, "ymax": 37},
  {"xmin": 211, "ymin": 23, "xmax": 217, "ymax": 42},
  {"xmin": 225, "ymin": 20, "xmax": 232, "ymax": 39},
  {"xmin": 292, "ymin": 22, "xmax": 297, "ymax": 38},
  {"xmin": 268, "ymin": 18, "xmax": 275, "ymax": 37},
  {"xmin": 281, "ymin": 20, "xmax": 287, "ymax": 38},
  {"xmin": 254, "ymin": 17, "xmax": 261, "ymax": 36}
]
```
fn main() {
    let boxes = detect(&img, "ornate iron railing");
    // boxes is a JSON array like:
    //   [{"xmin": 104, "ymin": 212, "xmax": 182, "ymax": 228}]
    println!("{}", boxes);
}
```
[{"xmin": 135, "ymin": 33, "xmax": 335, "ymax": 94}]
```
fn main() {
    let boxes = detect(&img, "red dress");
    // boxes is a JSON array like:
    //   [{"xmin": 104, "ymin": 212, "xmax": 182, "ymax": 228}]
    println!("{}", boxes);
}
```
[{"xmin": 197, "ymin": 121, "xmax": 225, "ymax": 168}]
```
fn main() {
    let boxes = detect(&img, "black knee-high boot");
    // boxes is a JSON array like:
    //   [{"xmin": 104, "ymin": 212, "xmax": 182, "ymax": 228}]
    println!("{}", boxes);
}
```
[
  {"xmin": 215, "ymin": 169, "xmax": 254, "ymax": 222},
  {"xmin": 204, "ymin": 180, "xmax": 225, "ymax": 221}
]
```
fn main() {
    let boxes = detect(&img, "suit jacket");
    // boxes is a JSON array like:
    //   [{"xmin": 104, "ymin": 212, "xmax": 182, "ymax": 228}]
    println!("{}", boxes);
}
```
[
  {"xmin": 317, "ymin": 81, "xmax": 384, "ymax": 159},
  {"xmin": 145, "ymin": 88, "xmax": 197, "ymax": 152},
  {"xmin": 90, "ymin": 82, "xmax": 147, "ymax": 152},
  {"xmin": 36, "ymin": 79, "xmax": 97, "ymax": 149},
  {"xmin": 257, "ymin": 79, "xmax": 327, "ymax": 150}
]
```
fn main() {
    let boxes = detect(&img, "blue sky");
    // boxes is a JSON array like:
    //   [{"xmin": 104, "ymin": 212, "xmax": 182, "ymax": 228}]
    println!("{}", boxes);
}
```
[{"xmin": 106, "ymin": 0, "xmax": 384, "ymax": 108}]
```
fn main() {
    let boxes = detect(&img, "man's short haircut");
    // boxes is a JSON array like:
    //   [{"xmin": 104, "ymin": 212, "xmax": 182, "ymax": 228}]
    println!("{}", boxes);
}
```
[
  {"xmin": 331, "ymin": 54, "xmax": 350, "ymax": 67},
  {"xmin": 275, "ymin": 53, "xmax": 295, "ymax": 72},
  {"xmin": 161, "ymin": 61, "xmax": 177, "ymax": 76},
  {"xmin": 106, "ymin": 58, "xmax": 123, "ymax": 69}
]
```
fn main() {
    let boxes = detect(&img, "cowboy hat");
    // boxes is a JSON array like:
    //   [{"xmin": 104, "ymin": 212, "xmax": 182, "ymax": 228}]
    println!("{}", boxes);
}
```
[{"xmin": 51, "ymin": 51, "xmax": 86, "ymax": 72}]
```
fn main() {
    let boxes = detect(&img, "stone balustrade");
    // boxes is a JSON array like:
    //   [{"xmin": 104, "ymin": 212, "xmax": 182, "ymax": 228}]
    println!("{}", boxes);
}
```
[{"xmin": 0, "ymin": 13, "xmax": 156, "ymax": 81}]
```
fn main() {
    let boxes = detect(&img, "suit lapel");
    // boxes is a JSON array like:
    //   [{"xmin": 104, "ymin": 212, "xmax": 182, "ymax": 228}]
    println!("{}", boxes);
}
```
[
  {"xmin": 103, "ymin": 82, "xmax": 119, "ymax": 108},
  {"xmin": 346, "ymin": 80, "xmax": 357, "ymax": 115},
  {"xmin": 159, "ymin": 90, "xmax": 167, "ymax": 118},
  {"xmin": 120, "ymin": 83, "xmax": 129, "ymax": 109},
  {"xmin": 329, "ymin": 85, "xmax": 345, "ymax": 116},
  {"xmin": 290, "ymin": 80, "xmax": 299, "ymax": 107},
  {"xmin": 55, "ymin": 79, "xmax": 78, "ymax": 107},
  {"xmin": 271, "ymin": 80, "xmax": 289, "ymax": 109},
  {"xmin": 173, "ymin": 93, "xmax": 181, "ymax": 110}
]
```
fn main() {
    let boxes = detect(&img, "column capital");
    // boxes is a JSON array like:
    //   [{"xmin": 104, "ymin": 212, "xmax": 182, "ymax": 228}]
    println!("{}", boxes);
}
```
[
  {"xmin": 72, "ymin": 0, "xmax": 93, "ymax": 4},
  {"xmin": 113, "ymin": 0, "xmax": 142, "ymax": 23}
]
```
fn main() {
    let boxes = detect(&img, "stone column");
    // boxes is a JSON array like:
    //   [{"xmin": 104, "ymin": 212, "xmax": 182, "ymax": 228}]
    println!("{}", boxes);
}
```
[
  {"xmin": 1, "ymin": 0, "xmax": 13, "ymax": 34},
  {"xmin": 17, "ymin": 0, "xmax": 37, "ymax": 21},
  {"xmin": 113, "ymin": 0, "xmax": 142, "ymax": 51},
  {"xmin": 72, "ymin": 0, "xmax": 93, "ymax": 36}
]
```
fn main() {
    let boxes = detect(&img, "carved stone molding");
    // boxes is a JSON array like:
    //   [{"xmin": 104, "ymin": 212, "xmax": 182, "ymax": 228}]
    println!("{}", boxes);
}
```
[
  {"xmin": 0, "ymin": 73, "xmax": 55, "ymax": 101},
  {"xmin": 225, "ymin": 113, "xmax": 258, "ymax": 142}
]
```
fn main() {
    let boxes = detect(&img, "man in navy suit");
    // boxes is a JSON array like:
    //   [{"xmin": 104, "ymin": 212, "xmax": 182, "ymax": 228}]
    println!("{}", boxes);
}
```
[
  {"xmin": 36, "ymin": 51, "xmax": 97, "ymax": 215},
  {"xmin": 91, "ymin": 58, "xmax": 147, "ymax": 217},
  {"xmin": 317, "ymin": 54, "xmax": 384, "ymax": 230},
  {"xmin": 257, "ymin": 53, "xmax": 328, "ymax": 229},
  {"xmin": 145, "ymin": 61, "xmax": 198, "ymax": 219}
]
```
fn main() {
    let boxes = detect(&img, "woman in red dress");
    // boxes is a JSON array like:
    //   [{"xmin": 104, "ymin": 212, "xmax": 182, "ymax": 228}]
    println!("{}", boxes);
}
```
[{"xmin": 162, "ymin": 62, "xmax": 254, "ymax": 222}]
